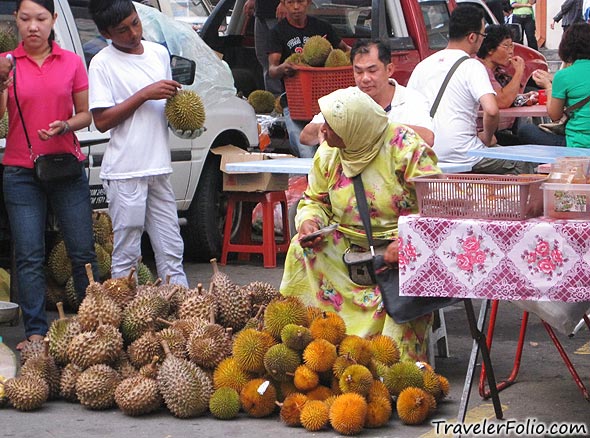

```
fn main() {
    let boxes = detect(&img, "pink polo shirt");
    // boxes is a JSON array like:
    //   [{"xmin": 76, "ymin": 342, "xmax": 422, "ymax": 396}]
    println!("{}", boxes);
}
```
[{"xmin": 2, "ymin": 42, "xmax": 88, "ymax": 168}]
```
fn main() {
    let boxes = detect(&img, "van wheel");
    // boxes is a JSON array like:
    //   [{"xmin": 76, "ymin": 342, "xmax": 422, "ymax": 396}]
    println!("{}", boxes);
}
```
[{"xmin": 182, "ymin": 154, "xmax": 227, "ymax": 261}]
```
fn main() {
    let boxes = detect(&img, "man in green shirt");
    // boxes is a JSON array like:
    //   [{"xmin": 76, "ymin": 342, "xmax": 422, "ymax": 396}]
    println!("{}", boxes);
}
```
[{"xmin": 511, "ymin": 0, "xmax": 538, "ymax": 49}]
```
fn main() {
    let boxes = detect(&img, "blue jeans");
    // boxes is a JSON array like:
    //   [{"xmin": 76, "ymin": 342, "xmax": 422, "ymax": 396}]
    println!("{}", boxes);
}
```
[
  {"xmin": 517, "ymin": 123, "xmax": 567, "ymax": 146},
  {"xmin": 3, "ymin": 166, "xmax": 98, "ymax": 338},
  {"xmin": 283, "ymin": 107, "xmax": 318, "ymax": 158}
]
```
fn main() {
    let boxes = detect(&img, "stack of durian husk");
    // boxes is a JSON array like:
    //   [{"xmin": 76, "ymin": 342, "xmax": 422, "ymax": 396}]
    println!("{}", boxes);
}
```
[
  {"xmin": 1, "ymin": 258, "xmax": 450, "ymax": 433},
  {"xmin": 45, "ymin": 212, "xmax": 155, "ymax": 311}
]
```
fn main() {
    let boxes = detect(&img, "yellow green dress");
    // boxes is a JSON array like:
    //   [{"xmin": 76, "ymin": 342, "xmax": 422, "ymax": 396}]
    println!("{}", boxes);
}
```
[{"xmin": 280, "ymin": 123, "xmax": 441, "ymax": 363}]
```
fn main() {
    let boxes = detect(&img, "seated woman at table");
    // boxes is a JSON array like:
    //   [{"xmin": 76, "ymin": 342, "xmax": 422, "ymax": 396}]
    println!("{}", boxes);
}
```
[
  {"xmin": 279, "ymin": 87, "xmax": 441, "ymax": 363},
  {"xmin": 477, "ymin": 24, "xmax": 535, "ymax": 109},
  {"xmin": 517, "ymin": 23, "xmax": 590, "ymax": 148},
  {"xmin": 476, "ymin": 25, "xmax": 539, "ymax": 145}
]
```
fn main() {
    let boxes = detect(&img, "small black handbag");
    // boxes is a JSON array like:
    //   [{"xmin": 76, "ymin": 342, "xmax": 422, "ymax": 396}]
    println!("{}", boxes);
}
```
[
  {"xmin": 352, "ymin": 175, "xmax": 460, "ymax": 324},
  {"xmin": 33, "ymin": 153, "xmax": 83, "ymax": 183}
]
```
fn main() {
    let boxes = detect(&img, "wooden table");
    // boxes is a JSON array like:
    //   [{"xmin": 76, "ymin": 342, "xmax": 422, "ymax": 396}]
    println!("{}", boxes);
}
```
[
  {"xmin": 398, "ymin": 214, "xmax": 590, "ymax": 422},
  {"xmin": 467, "ymin": 144, "xmax": 590, "ymax": 163}
]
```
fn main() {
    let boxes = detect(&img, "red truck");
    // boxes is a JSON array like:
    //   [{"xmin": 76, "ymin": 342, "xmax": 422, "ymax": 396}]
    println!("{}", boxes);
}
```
[{"xmin": 200, "ymin": 0, "xmax": 548, "ymax": 98}]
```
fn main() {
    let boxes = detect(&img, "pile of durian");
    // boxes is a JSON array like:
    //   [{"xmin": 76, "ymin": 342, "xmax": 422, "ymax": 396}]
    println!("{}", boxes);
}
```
[
  {"xmin": 1, "ymin": 259, "xmax": 449, "ymax": 433},
  {"xmin": 45, "ymin": 212, "xmax": 154, "ymax": 311}
]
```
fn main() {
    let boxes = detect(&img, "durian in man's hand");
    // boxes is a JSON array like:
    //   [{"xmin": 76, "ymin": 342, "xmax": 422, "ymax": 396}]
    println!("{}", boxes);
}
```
[{"xmin": 165, "ymin": 90, "xmax": 206, "ymax": 132}]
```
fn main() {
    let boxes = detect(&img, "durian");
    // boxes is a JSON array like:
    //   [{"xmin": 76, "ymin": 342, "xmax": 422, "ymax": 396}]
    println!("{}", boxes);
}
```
[
  {"xmin": 47, "ymin": 240, "xmax": 72, "ymax": 286},
  {"xmin": 19, "ymin": 339, "xmax": 61, "ymax": 400},
  {"xmin": 59, "ymin": 363, "xmax": 83, "ymax": 402},
  {"xmin": 300, "ymin": 399, "xmax": 330, "ymax": 431},
  {"xmin": 263, "ymin": 296, "xmax": 308, "ymax": 340},
  {"xmin": 165, "ymin": 89, "xmax": 206, "ymax": 131},
  {"xmin": 365, "ymin": 395, "xmax": 392, "ymax": 428},
  {"xmin": 0, "ymin": 25, "xmax": 18, "ymax": 53},
  {"xmin": 157, "ymin": 341, "xmax": 213, "ymax": 418},
  {"xmin": 302, "ymin": 35, "xmax": 333, "ymax": 67},
  {"xmin": 309, "ymin": 311, "xmax": 346, "ymax": 345},
  {"xmin": 338, "ymin": 364, "xmax": 373, "ymax": 397},
  {"xmin": 278, "ymin": 392, "xmax": 308, "ymax": 426},
  {"xmin": 263, "ymin": 343, "xmax": 301, "ymax": 382},
  {"xmin": 383, "ymin": 361, "xmax": 424, "ymax": 396},
  {"xmin": 324, "ymin": 48, "xmax": 351, "ymax": 67},
  {"xmin": 329, "ymin": 392, "xmax": 368, "ymax": 435},
  {"xmin": 369, "ymin": 334, "xmax": 400, "ymax": 366},
  {"xmin": 247, "ymin": 90, "xmax": 276, "ymax": 114},
  {"xmin": 281, "ymin": 323, "xmax": 313, "ymax": 351},
  {"xmin": 292, "ymin": 364, "xmax": 319, "ymax": 392},
  {"xmin": 115, "ymin": 359, "xmax": 162, "ymax": 416},
  {"xmin": 232, "ymin": 328, "xmax": 276, "ymax": 374},
  {"xmin": 239, "ymin": 378, "xmax": 277, "ymax": 418},
  {"xmin": 213, "ymin": 357, "xmax": 254, "ymax": 393},
  {"xmin": 4, "ymin": 375, "xmax": 49, "ymax": 411},
  {"xmin": 396, "ymin": 386, "xmax": 431, "ymax": 425},
  {"xmin": 303, "ymin": 338, "xmax": 337, "ymax": 373},
  {"xmin": 76, "ymin": 364, "xmax": 121, "ymax": 410},
  {"xmin": 209, "ymin": 387, "xmax": 241, "ymax": 420},
  {"xmin": 284, "ymin": 52, "xmax": 307, "ymax": 65}
]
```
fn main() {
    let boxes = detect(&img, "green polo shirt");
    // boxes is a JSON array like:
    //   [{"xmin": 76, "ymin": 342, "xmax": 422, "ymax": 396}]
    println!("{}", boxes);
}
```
[{"xmin": 511, "ymin": 0, "xmax": 534, "ymax": 16}]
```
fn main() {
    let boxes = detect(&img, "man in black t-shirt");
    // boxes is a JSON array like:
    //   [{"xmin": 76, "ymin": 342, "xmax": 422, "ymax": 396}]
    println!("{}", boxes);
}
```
[
  {"xmin": 244, "ymin": 0, "xmax": 285, "ymax": 95},
  {"xmin": 268, "ymin": 0, "xmax": 349, "ymax": 158}
]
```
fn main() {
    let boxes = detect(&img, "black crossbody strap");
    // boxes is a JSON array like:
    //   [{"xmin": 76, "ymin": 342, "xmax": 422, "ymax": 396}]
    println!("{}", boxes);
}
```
[
  {"xmin": 430, "ymin": 55, "xmax": 470, "ymax": 118},
  {"xmin": 11, "ymin": 57, "xmax": 34, "ymax": 158},
  {"xmin": 352, "ymin": 175, "xmax": 376, "ymax": 255}
]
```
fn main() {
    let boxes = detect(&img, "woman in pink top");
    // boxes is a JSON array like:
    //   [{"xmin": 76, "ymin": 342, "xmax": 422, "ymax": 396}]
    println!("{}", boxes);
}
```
[{"xmin": 0, "ymin": 0, "xmax": 98, "ymax": 350}]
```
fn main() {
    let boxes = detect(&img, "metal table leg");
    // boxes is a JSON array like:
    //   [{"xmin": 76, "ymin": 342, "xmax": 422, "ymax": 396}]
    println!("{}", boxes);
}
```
[{"xmin": 457, "ymin": 299, "xmax": 503, "ymax": 425}]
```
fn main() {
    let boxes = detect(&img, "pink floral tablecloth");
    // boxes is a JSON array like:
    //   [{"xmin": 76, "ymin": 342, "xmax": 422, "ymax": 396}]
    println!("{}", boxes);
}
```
[{"xmin": 398, "ymin": 215, "xmax": 590, "ymax": 302}]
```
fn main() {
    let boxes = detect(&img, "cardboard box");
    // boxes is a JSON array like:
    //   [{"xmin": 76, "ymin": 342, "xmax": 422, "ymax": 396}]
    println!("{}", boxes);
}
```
[{"xmin": 212, "ymin": 145, "xmax": 293, "ymax": 192}]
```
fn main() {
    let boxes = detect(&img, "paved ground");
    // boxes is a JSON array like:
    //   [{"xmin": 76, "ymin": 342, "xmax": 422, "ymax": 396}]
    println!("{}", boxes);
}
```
[{"xmin": 1, "ymin": 257, "xmax": 589, "ymax": 438}]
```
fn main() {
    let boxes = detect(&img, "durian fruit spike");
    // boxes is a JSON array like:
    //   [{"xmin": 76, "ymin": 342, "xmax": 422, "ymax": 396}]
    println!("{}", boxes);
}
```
[{"xmin": 165, "ymin": 89, "xmax": 206, "ymax": 131}]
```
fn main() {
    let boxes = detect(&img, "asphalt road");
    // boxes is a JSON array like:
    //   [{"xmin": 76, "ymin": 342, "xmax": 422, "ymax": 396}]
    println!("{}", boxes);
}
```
[{"xmin": 2, "ymin": 258, "xmax": 589, "ymax": 438}]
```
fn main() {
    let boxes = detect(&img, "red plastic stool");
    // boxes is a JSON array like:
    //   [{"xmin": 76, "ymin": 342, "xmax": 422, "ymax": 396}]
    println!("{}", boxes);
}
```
[{"xmin": 220, "ymin": 191, "xmax": 290, "ymax": 268}]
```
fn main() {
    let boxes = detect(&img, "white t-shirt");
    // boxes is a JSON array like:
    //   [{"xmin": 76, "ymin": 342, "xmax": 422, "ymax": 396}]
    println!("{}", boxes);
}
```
[
  {"xmin": 309, "ymin": 79, "xmax": 434, "ymax": 132},
  {"xmin": 89, "ymin": 41, "xmax": 173, "ymax": 180},
  {"xmin": 407, "ymin": 49, "xmax": 495, "ymax": 166}
]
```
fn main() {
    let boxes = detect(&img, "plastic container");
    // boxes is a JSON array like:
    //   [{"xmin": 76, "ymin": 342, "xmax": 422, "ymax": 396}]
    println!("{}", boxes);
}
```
[
  {"xmin": 542, "ymin": 182, "xmax": 590, "ymax": 220},
  {"xmin": 411, "ymin": 174, "xmax": 547, "ymax": 220},
  {"xmin": 283, "ymin": 65, "xmax": 355, "ymax": 121},
  {"xmin": 0, "ymin": 335, "xmax": 17, "ymax": 379}
]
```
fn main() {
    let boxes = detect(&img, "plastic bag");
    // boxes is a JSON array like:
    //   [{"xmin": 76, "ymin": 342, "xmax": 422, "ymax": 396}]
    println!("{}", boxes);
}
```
[
  {"xmin": 135, "ymin": 2, "xmax": 237, "ymax": 105},
  {"xmin": 511, "ymin": 300, "xmax": 590, "ymax": 335}
]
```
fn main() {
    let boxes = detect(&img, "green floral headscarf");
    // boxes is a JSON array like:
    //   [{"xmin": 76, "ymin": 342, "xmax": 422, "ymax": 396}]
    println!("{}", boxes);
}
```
[{"xmin": 318, "ymin": 87, "xmax": 389, "ymax": 177}]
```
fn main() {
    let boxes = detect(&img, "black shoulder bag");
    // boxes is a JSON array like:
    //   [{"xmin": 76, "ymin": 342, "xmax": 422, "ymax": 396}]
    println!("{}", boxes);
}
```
[
  {"xmin": 352, "ymin": 175, "xmax": 460, "ymax": 324},
  {"xmin": 12, "ymin": 57, "xmax": 83, "ymax": 183}
]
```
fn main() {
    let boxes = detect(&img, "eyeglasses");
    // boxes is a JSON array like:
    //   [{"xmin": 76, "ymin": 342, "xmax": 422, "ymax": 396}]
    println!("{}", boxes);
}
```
[
  {"xmin": 499, "ymin": 42, "xmax": 515, "ymax": 50},
  {"xmin": 474, "ymin": 31, "xmax": 488, "ymax": 38}
]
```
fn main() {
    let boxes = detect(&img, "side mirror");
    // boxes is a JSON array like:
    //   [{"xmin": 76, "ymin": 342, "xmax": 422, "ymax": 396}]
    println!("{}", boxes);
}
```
[
  {"xmin": 506, "ymin": 23, "xmax": 522, "ymax": 44},
  {"xmin": 170, "ymin": 55, "xmax": 196, "ymax": 85}
]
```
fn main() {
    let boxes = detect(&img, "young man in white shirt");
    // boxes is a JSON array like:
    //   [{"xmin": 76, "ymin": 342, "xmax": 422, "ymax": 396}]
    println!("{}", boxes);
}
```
[
  {"xmin": 407, "ymin": 4, "xmax": 533, "ymax": 174},
  {"xmin": 300, "ymin": 39, "xmax": 434, "ymax": 147}
]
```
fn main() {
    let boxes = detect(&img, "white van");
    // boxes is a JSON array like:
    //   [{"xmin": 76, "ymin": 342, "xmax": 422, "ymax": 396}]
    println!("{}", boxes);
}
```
[{"xmin": 0, "ymin": 0, "xmax": 259, "ymax": 261}]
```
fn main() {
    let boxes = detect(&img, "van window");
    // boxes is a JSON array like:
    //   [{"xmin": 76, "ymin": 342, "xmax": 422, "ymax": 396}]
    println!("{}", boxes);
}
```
[
  {"xmin": 308, "ymin": 0, "xmax": 372, "ymax": 39},
  {"xmin": 420, "ymin": 1, "xmax": 450, "ymax": 49},
  {"xmin": 69, "ymin": 1, "xmax": 107, "ymax": 67}
]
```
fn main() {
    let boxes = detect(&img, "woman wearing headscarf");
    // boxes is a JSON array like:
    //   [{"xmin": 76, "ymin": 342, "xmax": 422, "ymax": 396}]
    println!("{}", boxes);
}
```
[{"xmin": 280, "ymin": 87, "xmax": 441, "ymax": 363}]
